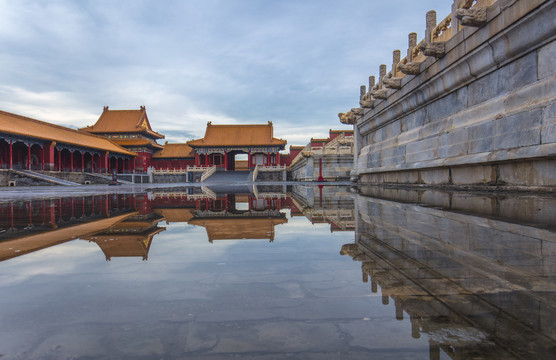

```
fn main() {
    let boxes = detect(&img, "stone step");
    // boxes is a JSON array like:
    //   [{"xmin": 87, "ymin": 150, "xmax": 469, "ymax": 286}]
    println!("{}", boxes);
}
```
[{"xmin": 13, "ymin": 170, "xmax": 81, "ymax": 186}]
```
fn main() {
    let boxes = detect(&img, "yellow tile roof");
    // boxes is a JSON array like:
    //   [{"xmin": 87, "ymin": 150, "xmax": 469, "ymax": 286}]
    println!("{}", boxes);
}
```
[
  {"xmin": 0, "ymin": 213, "xmax": 134, "ymax": 262},
  {"xmin": 0, "ymin": 110, "xmax": 136, "ymax": 156},
  {"xmin": 85, "ymin": 228, "xmax": 164, "ymax": 259},
  {"xmin": 152, "ymin": 143, "xmax": 195, "ymax": 158},
  {"xmin": 80, "ymin": 107, "xmax": 164, "ymax": 139},
  {"xmin": 188, "ymin": 122, "xmax": 287, "ymax": 147},
  {"xmin": 153, "ymin": 208, "xmax": 195, "ymax": 222},
  {"xmin": 189, "ymin": 217, "xmax": 287, "ymax": 241}
]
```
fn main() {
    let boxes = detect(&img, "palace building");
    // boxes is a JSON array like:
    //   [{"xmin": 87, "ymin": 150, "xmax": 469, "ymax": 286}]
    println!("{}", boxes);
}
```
[
  {"xmin": 0, "ymin": 110, "xmax": 135, "ymax": 173},
  {"xmin": 187, "ymin": 122, "xmax": 287, "ymax": 170},
  {"xmin": 0, "ymin": 105, "xmax": 297, "ymax": 185},
  {"xmin": 79, "ymin": 106, "xmax": 164, "ymax": 172},
  {"xmin": 151, "ymin": 143, "xmax": 195, "ymax": 170}
]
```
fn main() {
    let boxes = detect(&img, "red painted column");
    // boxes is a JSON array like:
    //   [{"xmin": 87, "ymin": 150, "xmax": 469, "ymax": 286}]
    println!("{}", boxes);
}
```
[
  {"xmin": 81, "ymin": 152, "xmax": 85, "ymax": 172},
  {"xmin": 195, "ymin": 153, "xmax": 199, "ymax": 166},
  {"xmin": 45, "ymin": 142, "xmax": 55, "ymax": 170},
  {"xmin": 9, "ymin": 140, "xmax": 12, "ymax": 170},
  {"xmin": 70, "ymin": 151, "xmax": 74, "ymax": 172},
  {"xmin": 103, "ymin": 152, "xmax": 108, "ymax": 173},
  {"xmin": 276, "ymin": 152, "xmax": 280, "ymax": 166},
  {"xmin": 27, "ymin": 144, "xmax": 31, "ymax": 170},
  {"xmin": 204, "ymin": 154, "xmax": 208, "ymax": 166},
  {"xmin": 248, "ymin": 151, "xmax": 251, "ymax": 169},
  {"xmin": 58, "ymin": 149, "xmax": 62, "ymax": 171},
  {"xmin": 41, "ymin": 146, "xmax": 45, "ymax": 170}
]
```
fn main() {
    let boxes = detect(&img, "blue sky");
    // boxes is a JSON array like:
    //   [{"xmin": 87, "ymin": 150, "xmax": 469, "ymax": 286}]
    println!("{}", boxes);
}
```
[{"xmin": 0, "ymin": 0, "xmax": 447, "ymax": 146}]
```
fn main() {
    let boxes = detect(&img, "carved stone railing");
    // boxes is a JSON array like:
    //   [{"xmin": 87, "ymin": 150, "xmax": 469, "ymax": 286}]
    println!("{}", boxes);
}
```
[
  {"xmin": 252, "ymin": 165, "xmax": 259, "ymax": 182},
  {"xmin": 290, "ymin": 144, "xmax": 312, "ymax": 166},
  {"xmin": 257, "ymin": 165, "xmax": 286, "ymax": 171},
  {"xmin": 188, "ymin": 165, "xmax": 211, "ymax": 172},
  {"xmin": 201, "ymin": 186, "xmax": 217, "ymax": 199},
  {"xmin": 323, "ymin": 133, "xmax": 354, "ymax": 154},
  {"xmin": 152, "ymin": 168, "xmax": 189, "ymax": 174},
  {"xmin": 200, "ymin": 166, "xmax": 216, "ymax": 182},
  {"xmin": 343, "ymin": 0, "xmax": 498, "ymax": 117}
]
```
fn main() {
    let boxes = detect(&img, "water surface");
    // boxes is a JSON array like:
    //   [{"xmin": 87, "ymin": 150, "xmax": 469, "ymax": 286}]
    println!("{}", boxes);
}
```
[{"xmin": 0, "ymin": 185, "xmax": 554, "ymax": 359}]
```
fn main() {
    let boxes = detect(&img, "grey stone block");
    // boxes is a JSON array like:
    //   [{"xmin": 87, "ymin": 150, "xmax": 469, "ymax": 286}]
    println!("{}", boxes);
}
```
[
  {"xmin": 468, "ymin": 51, "xmax": 538, "ymax": 107},
  {"xmin": 495, "ymin": 109, "xmax": 542, "ymax": 150},
  {"xmin": 468, "ymin": 122, "xmax": 496, "ymax": 154},
  {"xmin": 542, "ymin": 103, "xmax": 556, "ymax": 143},
  {"xmin": 406, "ymin": 137, "xmax": 438, "ymax": 163},
  {"xmin": 538, "ymin": 40, "xmax": 556, "ymax": 80}
]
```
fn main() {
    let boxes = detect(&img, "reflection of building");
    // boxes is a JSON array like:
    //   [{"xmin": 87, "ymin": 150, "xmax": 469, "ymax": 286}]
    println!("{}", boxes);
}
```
[
  {"xmin": 0, "ymin": 188, "xmax": 305, "ymax": 261},
  {"xmin": 0, "ymin": 195, "xmax": 140, "ymax": 262},
  {"xmin": 83, "ymin": 212, "xmax": 165, "ymax": 261},
  {"xmin": 345, "ymin": 189, "xmax": 556, "ymax": 360},
  {"xmin": 189, "ymin": 193, "xmax": 287, "ymax": 242},
  {"xmin": 290, "ymin": 185, "xmax": 355, "ymax": 231},
  {"xmin": 0, "ymin": 195, "xmax": 155, "ymax": 262}
]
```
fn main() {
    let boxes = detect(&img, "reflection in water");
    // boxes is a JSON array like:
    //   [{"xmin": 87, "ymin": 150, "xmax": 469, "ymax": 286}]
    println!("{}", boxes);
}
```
[
  {"xmin": 345, "ymin": 188, "xmax": 556, "ymax": 359},
  {"xmin": 0, "ymin": 185, "xmax": 554, "ymax": 359}
]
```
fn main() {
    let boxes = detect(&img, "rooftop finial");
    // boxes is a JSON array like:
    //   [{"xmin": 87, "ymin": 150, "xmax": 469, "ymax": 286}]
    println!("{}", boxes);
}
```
[{"xmin": 103, "ymin": 106, "xmax": 109, "ymax": 112}]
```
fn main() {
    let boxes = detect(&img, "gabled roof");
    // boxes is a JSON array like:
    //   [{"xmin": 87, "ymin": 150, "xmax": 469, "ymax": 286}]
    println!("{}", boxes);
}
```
[
  {"xmin": 80, "ymin": 106, "xmax": 164, "ymax": 139},
  {"xmin": 152, "ymin": 143, "xmax": 195, "ymax": 159},
  {"xmin": 153, "ymin": 208, "xmax": 195, "ymax": 223},
  {"xmin": 187, "ymin": 122, "xmax": 287, "ymax": 147},
  {"xmin": 189, "ymin": 217, "xmax": 288, "ymax": 242},
  {"xmin": 0, "ymin": 110, "xmax": 136, "ymax": 156}
]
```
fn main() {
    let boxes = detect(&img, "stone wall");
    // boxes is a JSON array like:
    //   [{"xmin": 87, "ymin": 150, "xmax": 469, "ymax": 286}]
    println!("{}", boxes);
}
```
[
  {"xmin": 255, "ymin": 171, "xmax": 286, "ymax": 182},
  {"xmin": 117, "ymin": 174, "xmax": 150, "ymax": 184},
  {"xmin": 346, "ymin": 0, "xmax": 556, "ymax": 190},
  {"xmin": 152, "ymin": 173, "xmax": 197, "ymax": 183}
]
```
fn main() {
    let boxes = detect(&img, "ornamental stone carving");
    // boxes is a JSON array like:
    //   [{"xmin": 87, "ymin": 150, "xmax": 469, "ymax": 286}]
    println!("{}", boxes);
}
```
[
  {"xmin": 398, "ymin": 62, "xmax": 421, "ymax": 75},
  {"xmin": 419, "ymin": 42, "xmax": 446, "ymax": 58},
  {"xmin": 455, "ymin": 7, "xmax": 487, "ymax": 27},
  {"xmin": 384, "ymin": 76, "xmax": 402, "ymax": 89},
  {"xmin": 338, "ymin": 111, "xmax": 357, "ymax": 125}
]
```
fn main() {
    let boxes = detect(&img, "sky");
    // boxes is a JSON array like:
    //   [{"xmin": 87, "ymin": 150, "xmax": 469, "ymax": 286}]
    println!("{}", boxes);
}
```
[{"xmin": 0, "ymin": 0, "xmax": 447, "ymax": 146}]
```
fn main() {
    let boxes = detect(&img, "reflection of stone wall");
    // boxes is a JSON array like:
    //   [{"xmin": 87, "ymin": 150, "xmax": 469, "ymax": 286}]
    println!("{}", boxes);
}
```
[
  {"xmin": 291, "ymin": 185, "xmax": 355, "ymax": 230},
  {"xmin": 350, "ymin": 1, "xmax": 556, "ymax": 190},
  {"xmin": 348, "ymin": 191, "xmax": 556, "ymax": 358}
]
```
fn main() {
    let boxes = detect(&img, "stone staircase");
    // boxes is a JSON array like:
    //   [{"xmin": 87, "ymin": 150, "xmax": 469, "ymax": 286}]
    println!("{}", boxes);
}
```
[
  {"xmin": 202, "ymin": 170, "xmax": 251, "ymax": 184},
  {"xmin": 12, "ymin": 170, "xmax": 81, "ymax": 186}
]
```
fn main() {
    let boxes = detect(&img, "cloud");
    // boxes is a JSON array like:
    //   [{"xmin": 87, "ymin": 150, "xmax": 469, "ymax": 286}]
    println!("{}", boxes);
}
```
[{"xmin": 0, "ymin": 0, "xmax": 449, "ymax": 147}]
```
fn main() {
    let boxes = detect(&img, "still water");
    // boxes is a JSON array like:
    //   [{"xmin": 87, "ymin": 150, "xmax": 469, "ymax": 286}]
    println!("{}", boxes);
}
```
[{"xmin": 0, "ymin": 185, "xmax": 554, "ymax": 359}]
